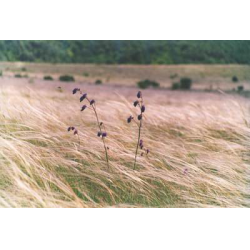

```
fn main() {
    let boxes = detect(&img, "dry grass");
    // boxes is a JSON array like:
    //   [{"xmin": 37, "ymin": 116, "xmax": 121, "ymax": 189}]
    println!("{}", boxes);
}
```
[{"xmin": 1, "ymin": 79, "xmax": 250, "ymax": 207}]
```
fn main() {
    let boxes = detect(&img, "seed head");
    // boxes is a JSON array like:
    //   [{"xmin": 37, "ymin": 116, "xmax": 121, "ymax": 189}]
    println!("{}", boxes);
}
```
[
  {"xmin": 80, "ymin": 93, "xmax": 87, "ymax": 102},
  {"xmin": 71, "ymin": 127, "xmax": 75, "ymax": 130},
  {"xmin": 141, "ymin": 105, "xmax": 146, "ymax": 113},
  {"xmin": 67, "ymin": 127, "xmax": 71, "ymax": 132},
  {"xmin": 138, "ymin": 114, "xmax": 142, "ymax": 120},
  {"xmin": 81, "ymin": 105, "xmax": 87, "ymax": 111},
  {"xmin": 127, "ymin": 115, "xmax": 133, "ymax": 123},
  {"xmin": 100, "ymin": 122, "xmax": 103, "ymax": 126},
  {"xmin": 133, "ymin": 100, "xmax": 139, "ymax": 107},
  {"xmin": 90, "ymin": 100, "xmax": 95, "ymax": 105},
  {"xmin": 74, "ymin": 130, "xmax": 78, "ymax": 135},
  {"xmin": 73, "ymin": 88, "xmax": 80, "ymax": 95},
  {"xmin": 102, "ymin": 132, "xmax": 107, "ymax": 138},
  {"xmin": 137, "ymin": 91, "xmax": 142, "ymax": 98},
  {"xmin": 97, "ymin": 131, "xmax": 102, "ymax": 137},
  {"xmin": 146, "ymin": 149, "xmax": 150, "ymax": 154}
]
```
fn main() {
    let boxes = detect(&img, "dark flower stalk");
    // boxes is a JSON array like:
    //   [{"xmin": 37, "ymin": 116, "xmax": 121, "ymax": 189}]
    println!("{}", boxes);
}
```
[
  {"xmin": 127, "ymin": 91, "xmax": 149, "ymax": 170},
  {"xmin": 76, "ymin": 90, "xmax": 110, "ymax": 169}
]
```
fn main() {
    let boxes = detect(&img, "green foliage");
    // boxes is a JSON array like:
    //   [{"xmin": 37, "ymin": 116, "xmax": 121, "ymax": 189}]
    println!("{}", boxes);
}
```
[
  {"xmin": 21, "ymin": 67, "xmax": 27, "ymax": 71},
  {"xmin": 59, "ymin": 75, "xmax": 75, "ymax": 82},
  {"xmin": 0, "ymin": 71, "xmax": 2, "ymax": 77},
  {"xmin": 232, "ymin": 76, "xmax": 238, "ymax": 82},
  {"xmin": 137, "ymin": 79, "xmax": 160, "ymax": 89},
  {"xmin": 180, "ymin": 77, "xmax": 192, "ymax": 90},
  {"xmin": 83, "ymin": 72, "xmax": 89, "ymax": 77},
  {"xmin": 44, "ymin": 75, "xmax": 54, "ymax": 81},
  {"xmin": 172, "ymin": 82, "xmax": 180, "ymax": 90},
  {"xmin": 170, "ymin": 73, "xmax": 178, "ymax": 79},
  {"xmin": 95, "ymin": 79, "xmax": 102, "ymax": 85},
  {"xmin": 15, "ymin": 74, "xmax": 22, "ymax": 78},
  {"xmin": 238, "ymin": 85, "xmax": 244, "ymax": 92},
  {"xmin": 0, "ymin": 41, "xmax": 250, "ymax": 64}
]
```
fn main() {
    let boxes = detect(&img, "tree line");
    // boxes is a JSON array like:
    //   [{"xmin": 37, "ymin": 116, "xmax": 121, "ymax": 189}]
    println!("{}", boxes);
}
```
[{"xmin": 0, "ymin": 40, "xmax": 249, "ymax": 64}]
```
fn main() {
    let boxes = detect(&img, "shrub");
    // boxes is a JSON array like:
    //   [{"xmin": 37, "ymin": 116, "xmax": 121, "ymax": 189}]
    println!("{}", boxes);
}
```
[
  {"xmin": 44, "ymin": 75, "xmax": 54, "ymax": 81},
  {"xmin": 238, "ymin": 85, "xmax": 244, "ymax": 92},
  {"xmin": 15, "ymin": 74, "xmax": 22, "ymax": 78},
  {"xmin": 232, "ymin": 76, "xmax": 238, "ymax": 82},
  {"xmin": 180, "ymin": 77, "xmax": 192, "ymax": 90},
  {"xmin": 83, "ymin": 72, "xmax": 89, "ymax": 77},
  {"xmin": 172, "ymin": 82, "xmax": 180, "ymax": 90},
  {"xmin": 59, "ymin": 75, "xmax": 75, "ymax": 82},
  {"xmin": 0, "ymin": 71, "xmax": 2, "ymax": 77},
  {"xmin": 95, "ymin": 79, "xmax": 102, "ymax": 85},
  {"xmin": 21, "ymin": 67, "xmax": 27, "ymax": 72},
  {"xmin": 137, "ymin": 79, "xmax": 160, "ymax": 89}
]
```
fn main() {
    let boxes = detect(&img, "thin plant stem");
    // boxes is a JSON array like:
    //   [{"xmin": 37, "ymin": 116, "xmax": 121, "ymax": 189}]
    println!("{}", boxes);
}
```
[
  {"xmin": 87, "ymin": 97, "xmax": 110, "ymax": 169},
  {"xmin": 134, "ymin": 117, "xmax": 142, "ymax": 170}
]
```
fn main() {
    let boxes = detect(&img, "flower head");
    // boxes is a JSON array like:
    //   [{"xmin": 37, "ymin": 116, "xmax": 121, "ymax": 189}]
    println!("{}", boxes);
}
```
[
  {"xmin": 90, "ymin": 100, "xmax": 95, "ymax": 105},
  {"xmin": 133, "ymin": 100, "xmax": 139, "ymax": 107},
  {"xmin": 138, "ymin": 114, "xmax": 142, "ymax": 120},
  {"xmin": 137, "ymin": 91, "xmax": 142, "ymax": 98},
  {"xmin": 74, "ymin": 130, "xmax": 78, "ymax": 135},
  {"xmin": 80, "ymin": 93, "xmax": 87, "ymax": 102},
  {"xmin": 73, "ymin": 88, "xmax": 80, "ymax": 95},
  {"xmin": 81, "ymin": 105, "xmax": 87, "ymax": 111},
  {"xmin": 102, "ymin": 132, "xmax": 107, "ymax": 138},
  {"xmin": 141, "ymin": 105, "xmax": 146, "ymax": 113},
  {"xmin": 97, "ymin": 131, "xmax": 102, "ymax": 137},
  {"xmin": 127, "ymin": 115, "xmax": 133, "ymax": 123}
]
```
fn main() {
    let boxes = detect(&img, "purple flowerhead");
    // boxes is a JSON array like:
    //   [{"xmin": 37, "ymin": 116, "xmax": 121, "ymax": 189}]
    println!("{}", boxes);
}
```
[
  {"xmin": 127, "ymin": 115, "xmax": 133, "ymax": 123},
  {"xmin": 73, "ymin": 88, "xmax": 80, "ymax": 95},
  {"xmin": 138, "ymin": 114, "xmax": 142, "ymax": 120},
  {"xmin": 137, "ymin": 91, "xmax": 142, "ymax": 99},
  {"xmin": 146, "ymin": 149, "xmax": 150, "ymax": 155},
  {"xmin": 102, "ymin": 132, "xmax": 107, "ymax": 138},
  {"xmin": 133, "ymin": 100, "xmax": 139, "ymax": 107},
  {"xmin": 90, "ymin": 100, "xmax": 95, "ymax": 105},
  {"xmin": 67, "ymin": 127, "xmax": 71, "ymax": 132},
  {"xmin": 74, "ymin": 130, "xmax": 78, "ymax": 135},
  {"xmin": 71, "ymin": 127, "xmax": 75, "ymax": 130},
  {"xmin": 97, "ymin": 131, "xmax": 102, "ymax": 137},
  {"xmin": 141, "ymin": 105, "xmax": 145, "ymax": 113},
  {"xmin": 81, "ymin": 105, "xmax": 87, "ymax": 111},
  {"xmin": 80, "ymin": 93, "xmax": 87, "ymax": 102}
]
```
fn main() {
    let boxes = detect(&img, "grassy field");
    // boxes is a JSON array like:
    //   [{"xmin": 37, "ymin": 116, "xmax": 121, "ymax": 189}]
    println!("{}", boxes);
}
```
[
  {"xmin": 0, "ymin": 63, "xmax": 250, "ymax": 207},
  {"xmin": 1, "ymin": 62, "xmax": 250, "ymax": 90}
]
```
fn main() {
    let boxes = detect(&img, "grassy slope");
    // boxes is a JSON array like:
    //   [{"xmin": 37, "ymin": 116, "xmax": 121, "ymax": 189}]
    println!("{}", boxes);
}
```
[{"xmin": 0, "ymin": 77, "xmax": 250, "ymax": 207}]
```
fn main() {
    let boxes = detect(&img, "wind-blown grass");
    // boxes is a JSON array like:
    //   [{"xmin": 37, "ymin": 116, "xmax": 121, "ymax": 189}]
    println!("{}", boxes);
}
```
[{"xmin": 0, "ymin": 82, "xmax": 250, "ymax": 207}]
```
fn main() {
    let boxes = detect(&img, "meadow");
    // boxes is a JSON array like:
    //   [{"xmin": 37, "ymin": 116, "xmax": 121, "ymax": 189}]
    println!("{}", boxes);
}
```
[{"xmin": 0, "ymin": 63, "xmax": 250, "ymax": 207}]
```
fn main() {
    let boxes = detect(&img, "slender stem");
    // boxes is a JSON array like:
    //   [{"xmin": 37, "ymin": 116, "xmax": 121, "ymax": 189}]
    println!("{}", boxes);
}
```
[
  {"xmin": 134, "ymin": 118, "xmax": 142, "ymax": 170},
  {"xmin": 133, "ymin": 96, "xmax": 143, "ymax": 170},
  {"xmin": 87, "ymin": 98, "xmax": 110, "ymax": 169}
]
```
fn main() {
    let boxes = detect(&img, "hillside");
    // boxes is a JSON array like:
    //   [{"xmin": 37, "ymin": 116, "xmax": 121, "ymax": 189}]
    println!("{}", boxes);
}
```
[{"xmin": 0, "ymin": 41, "xmax": 250, "ymax": 64}]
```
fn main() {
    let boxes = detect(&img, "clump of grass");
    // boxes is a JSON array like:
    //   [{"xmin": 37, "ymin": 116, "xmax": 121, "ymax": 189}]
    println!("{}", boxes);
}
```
[
  {"xmin": 14, "ymin": 74, "xmax": 28, "ymax": 78},
  {"xmin": 59, "ymin": 75, "xmax": 75, "ymax": 82},
  {"xmin": 44, "ymin": 75, "xmax": 54, "ymax": 81},
  {"xmin": 171, "ymin": 82, "xmax": 180, "ymax": 90},
  {"xmin": 127, "ymin": 91, "xmax": 149, "ymax": 169},
  {"xmin": 137, "ymin": 79, "xmax": 160, "ymax": 89},
  {"xmin": 95, "ymin": 79, "xmax": 102, "ymax": 85},
  {"xmin": 232, "ymin": 76, "xmax": 238, "ymax": 82},
  {"xmin": 15, "ymin": 74, "xmax": 22, "ymax": 78},
  {"xmin": 83, "ymin": 72, "xmax": 89, "ymax": 77},
  {"xmin": 238, "ymin": 85, "xmax": 244, "ymax": 92},
  {"xmin": 70, "ymin": 88, "xmax": 110, "ymax": 169},
  {"xmin": 0, "ymin": 71, "xmax": 2, "ymax": 77}
]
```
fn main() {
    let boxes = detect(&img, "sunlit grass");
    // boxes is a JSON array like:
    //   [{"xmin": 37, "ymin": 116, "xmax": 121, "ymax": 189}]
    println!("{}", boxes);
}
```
[{"xmin": 0, "ymin": 81, "xmax": 250, "ymax": 207}]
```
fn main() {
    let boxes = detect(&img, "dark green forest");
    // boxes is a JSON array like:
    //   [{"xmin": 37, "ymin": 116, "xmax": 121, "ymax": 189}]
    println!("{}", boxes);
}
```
[{"xmin": 0, "ymin": 41, "xmax": 249, "ymax": 64}]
